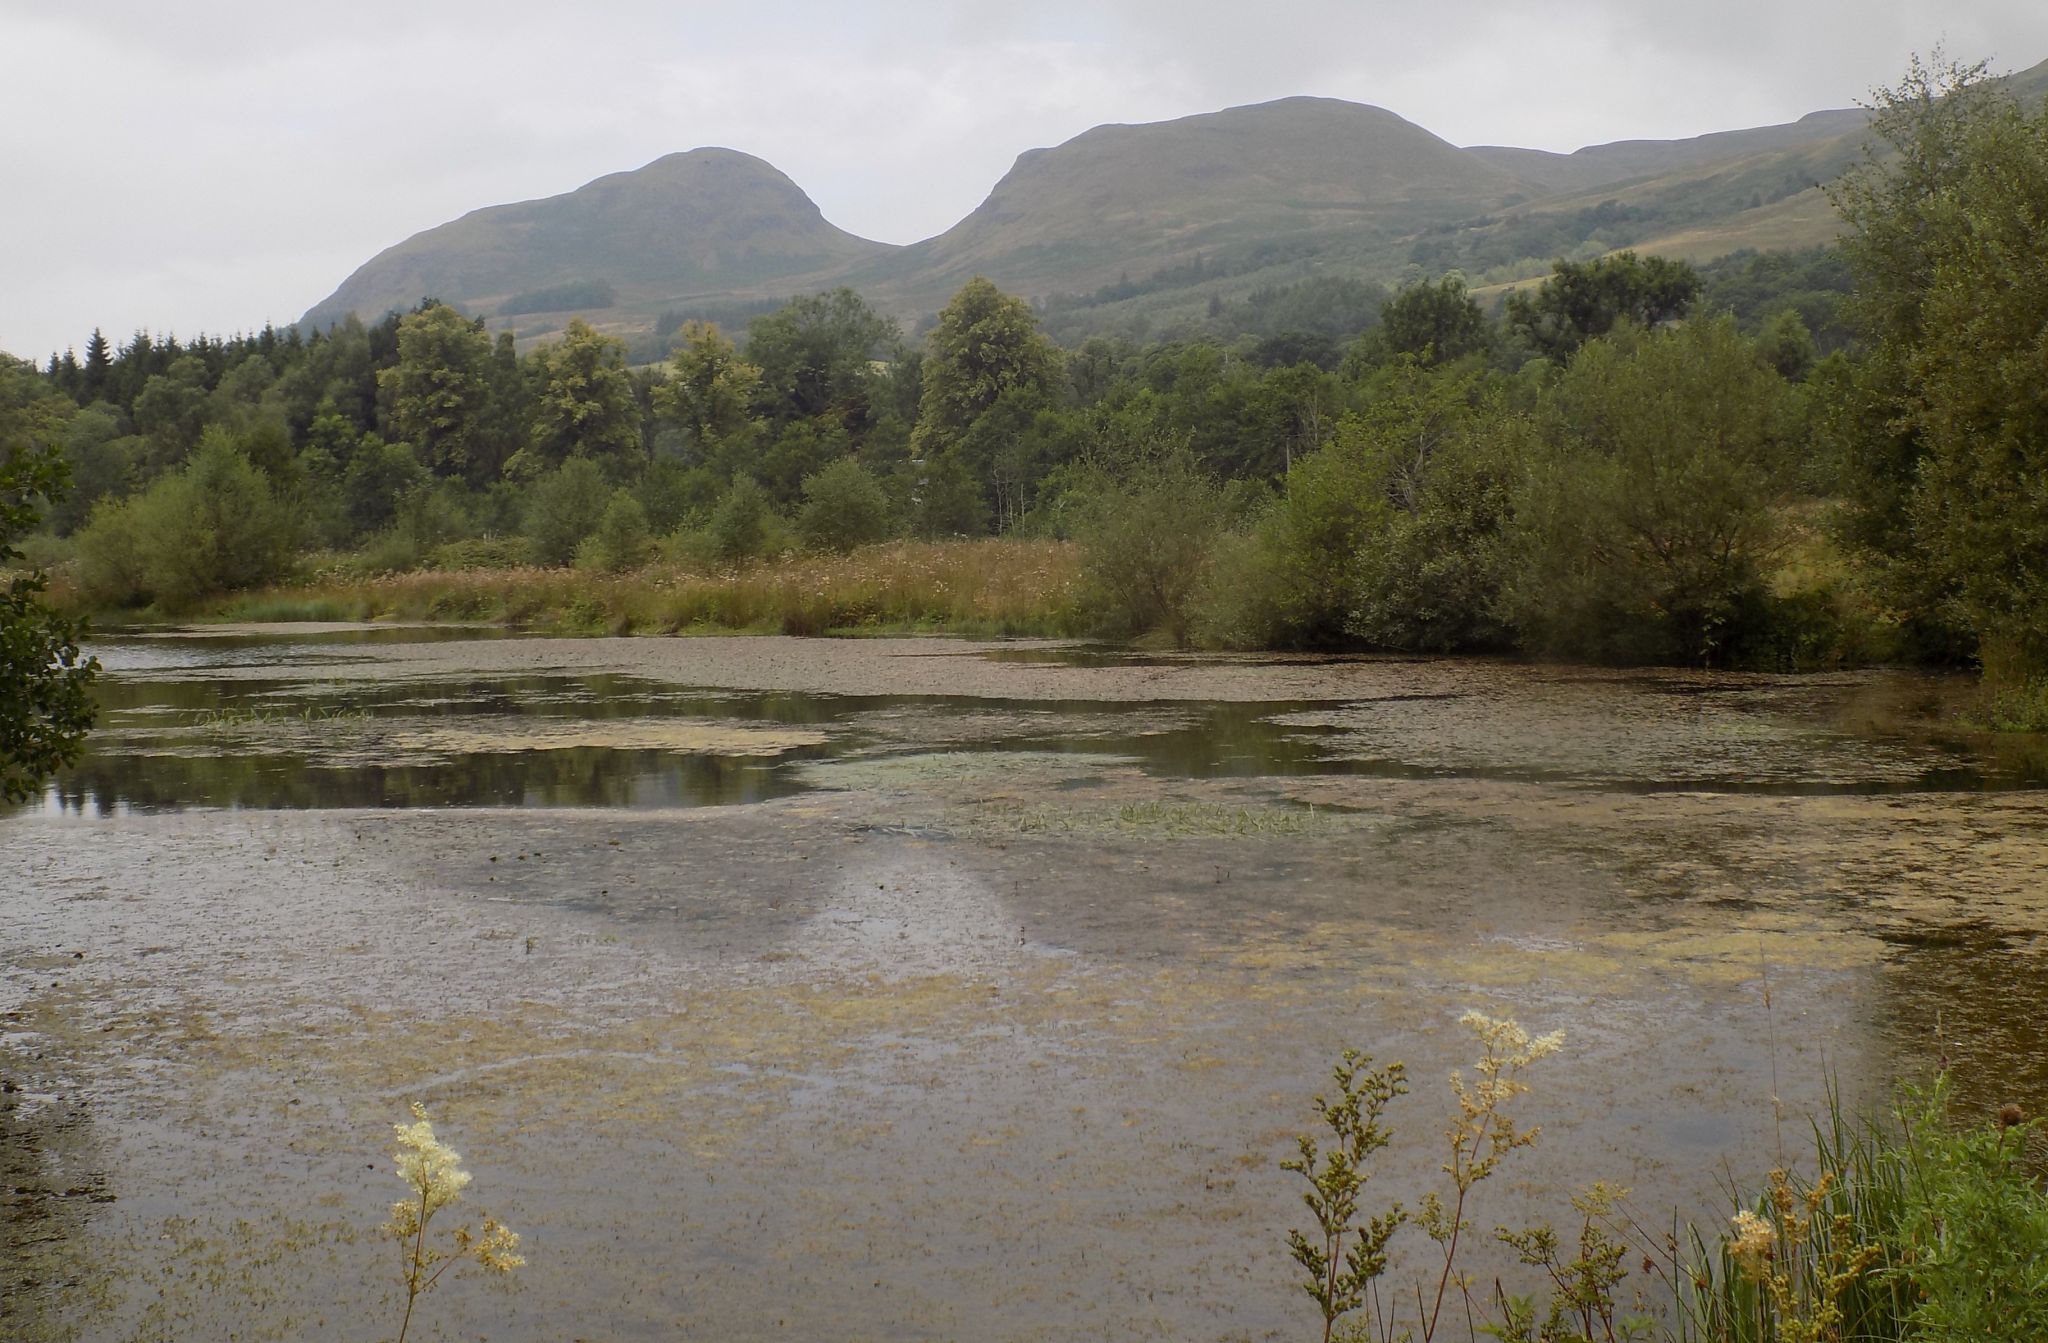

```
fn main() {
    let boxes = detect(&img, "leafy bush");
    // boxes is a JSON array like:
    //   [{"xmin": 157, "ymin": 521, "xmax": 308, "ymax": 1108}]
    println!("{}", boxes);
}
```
[
  {"xmin": 1502, "ymin": 318, "xmax": 1798, "ymax": 665},
  {"xmin": 700, "ymin": 477, "xmax": 781, "ymax": 567},
  {"xmin": 576, "ymin": 491, "xmax": 653, "ymax": 573},
  {"xmin": 1074, "ymin": 450, "xmax": 1225, "ymax": 647},
  {"xmin": 796, "ymin": 458, "xmax": 892, "ymax": 553},
  {"xmin": 522, "ymin": 458, "xmax": 609, "ymax": 567},
  {"xmin": 74, "ymin": 433, "xmax": 295, "ymax": 609}
]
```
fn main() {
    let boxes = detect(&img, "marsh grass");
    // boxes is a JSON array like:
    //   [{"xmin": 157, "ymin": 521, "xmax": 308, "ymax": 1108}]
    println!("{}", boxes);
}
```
[
  {"xmin": 187, "ymin": 539, "xmax": 1083, "ymax": 637},
  {"xmin": 190, "ymin": 704, "xmax": 368, "ymax": 729},
  {"xmin": 1284, "ymin": 1031, "xmax": 2048, "ymax": 1343},
  {"xmin": 1675, "ymin": 1080, "xmax": 2048, "ymax": 1343}
]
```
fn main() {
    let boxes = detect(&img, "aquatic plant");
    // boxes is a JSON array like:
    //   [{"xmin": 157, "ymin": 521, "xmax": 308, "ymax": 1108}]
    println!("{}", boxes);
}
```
[
  {"xmin": 190, "ymin": 703, "xmax": 367, "ymax": 729},
  {"xmin": 1284, "ymin": 1018, "xmax": 2048, "ymax": 1343},
  {"xmin": 384, "ymin": 1103, "xmax": 522, "ymax": 1343},
  {"xmin": 1284, "ymin": 1012, "xmax": 1574, "ymax": 1343},
  {"xmin": 1676, "ymin": 1080, "xmax": 2048, "ymax": 1343},
  {"xmin": 1283, "ymin": 1050, "xmax": 1409, "ymax": 1343}
]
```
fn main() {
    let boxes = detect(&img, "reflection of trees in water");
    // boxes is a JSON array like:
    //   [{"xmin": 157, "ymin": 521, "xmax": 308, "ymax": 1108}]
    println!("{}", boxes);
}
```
[
  {"xmin": 1, "ymin": 1072, "xmax": 110, "ymax": 1340},
  {"xmin": 52, "ymin": 746, "xmax": 813, "ymax": 813},
  {"xmin": 90, "ymin": 672, "xmax": 888, "ymax": 727}
]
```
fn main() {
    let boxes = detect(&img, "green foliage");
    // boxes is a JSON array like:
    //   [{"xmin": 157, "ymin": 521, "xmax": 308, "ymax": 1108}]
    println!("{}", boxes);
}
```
[
  {"xmin": 654, "ymin": 321, "xmax": 762, "ymax": 467},
  {"xmin": 1379, "ymin": 275, "xmax": 1492, "ymax": 366},
  {"xmin": 912, "ymin": 277, "xmax": 1063, "ymax": 462},
  {"xmin": 1889, "ymin": 1096, "xmax": 2048, "ymax": 1341},
  {"xmin": 132, "ymin": 354, "xmax": 212, "ymax": 468},
  {"xmin": 1343, "ymin": 366, "xmax": 1524, "ymax": 652},
  {"xmin": 1073, "ymin": 447, "xmax": 1226, "ymax": 647},
  {"xmin": 703, "ymin": 476, "xmax": 780, "ymax": 567},
  {"xmin": 379, "ymin": 303, "xmax": 493, "ymax": 480},
  {"xmin": 497, "ymin": 278, "xmax": 616, "ymax": 317},
  {"xmin": 522, "ymin": 457, "xmax": 611, "ymax": 567},
  {"xmin": 1, "ymin": 357, "xmax": 97, "ymax": 801},
  {"xmin": 519, "ymin": 319, "xmax": 642, "ymax": 477},
  {"xmin": 1678, "ymin": 1079, "xmax": 2048, "ymax": 1343},
  {"xmin": 1283, "ymin": 1050, "xmax": 1409, "ymax": 1343},
  {"xmin": 904, "ymin": 455, "xmax": 990, "ymax": 540},
  {"xmin": 1696, "ymin": 247, "xmax": 1854, "ymax": 352},
  {"xmin": 343, "ymin": 438, "xmax": 429, "ymax": 537},
  {"xmin": 74, "ymin": 433, "xmax": 296, "ymax": 610},
  {"xmin": 1506, "ymin": 252, "xmax": 1702, "ymax": 360},
  {"xmin": 1221, "ymin": 432, "xmax": 1383, "ymax": 648},
  {"xmin": 1503, "ymin": 318, "xmax": 1798, "ymax": 664},
  {"xmin": 575, "ymin": 490, "xmax": 654, "ymax": 574},
  {"xmin": 1216, "ymin": 363, "xmax": 1515, "ymax": 651},
  {"xmin": 635, "ymin": 455, "xmax": 722, "ymax": 535},
  {"xmin": 1753, "ymin": 310, "xmax": 1817, "ymax": 382},
  {"xmin": 744, "ymin": 288, "xmax": 895, "ymax": 425},
  {"xmin": 47, "ymin": 405, "xmax": 138, "ymax": 535},
  {"xmin": 796, "ymin": 458, "xmax": 892, "ymax": 554},
  {"xmin": 1830, "ymin": 54, "xmax": 2048, "ymax": 685}
]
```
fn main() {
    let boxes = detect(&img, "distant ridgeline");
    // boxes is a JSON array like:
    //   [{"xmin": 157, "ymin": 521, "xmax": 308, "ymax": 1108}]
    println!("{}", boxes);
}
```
[{"xmin": 289, "ymin": 58, "xmax": 2046, "ymax": 350}]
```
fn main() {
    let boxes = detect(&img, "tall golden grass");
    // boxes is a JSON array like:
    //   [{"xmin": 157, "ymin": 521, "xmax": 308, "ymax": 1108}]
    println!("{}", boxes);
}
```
[{"xmin": 214, "ymin": 539, "xmax": 1085, "ymax": 636}]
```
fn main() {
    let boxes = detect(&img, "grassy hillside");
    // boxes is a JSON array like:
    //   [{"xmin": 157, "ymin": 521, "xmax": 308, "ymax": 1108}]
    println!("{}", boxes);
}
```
[
  {"xmin": 847, "ymin": 97, "xmax": 1541, "ymax": 309},
  {"xmin": 299, "ymin": 148, "xmax": 897, "ymax": 336},
  {"xmin": 298, "ymin": 57, "xmax": 2048, "ymax": 349}
]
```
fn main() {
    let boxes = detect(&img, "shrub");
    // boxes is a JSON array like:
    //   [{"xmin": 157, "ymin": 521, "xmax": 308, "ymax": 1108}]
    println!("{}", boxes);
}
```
[
  {"xmin": 575, "ymin": 490, "xmax": 653, "ymax": 574},
  {"xmin": 1502, "ymin": 318, "xmax": 1799, "ymax": 665},
  {"xmin": 1074, "ymin": 450, "xmax": 1225, "ymax": 647},
  {"xmin": 74, "ymin": 434, "xmax": 295, "ymax": 609},
  {"xmin": 796, "ymin": 458, "xmax": 893, "ymax": 553},
  {"xmin": 523, "ymin": 458, "xmax": 609, "ymax": 566},
  {"xmin": 702, "ymin": 477, "xmax": 779, "ymax": 567}
]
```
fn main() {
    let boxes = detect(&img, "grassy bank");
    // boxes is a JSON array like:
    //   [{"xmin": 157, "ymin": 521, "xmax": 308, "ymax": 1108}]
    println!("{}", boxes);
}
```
[{"xmin": 179, "ymin": 539, "xmax": 1083, "ymax": 637}]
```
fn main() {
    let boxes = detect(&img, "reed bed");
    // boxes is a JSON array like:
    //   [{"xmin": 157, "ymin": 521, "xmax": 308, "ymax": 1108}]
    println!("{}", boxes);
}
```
[{"xmin": 211, "ymin": 539, "xmax": 1085, "ymax": 637}]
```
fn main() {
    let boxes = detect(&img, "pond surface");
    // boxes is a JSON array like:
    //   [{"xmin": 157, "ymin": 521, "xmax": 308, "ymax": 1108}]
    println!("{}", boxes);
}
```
[{"xmin": 5, "ymin": 628, "xmax": 2047, "ymax": 1342}]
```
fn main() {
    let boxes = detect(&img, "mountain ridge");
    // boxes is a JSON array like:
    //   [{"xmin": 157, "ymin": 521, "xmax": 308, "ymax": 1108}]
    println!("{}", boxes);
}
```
[{"xmin": 298, "ymin": 57, "xmax": 2048, "ymax": 344}]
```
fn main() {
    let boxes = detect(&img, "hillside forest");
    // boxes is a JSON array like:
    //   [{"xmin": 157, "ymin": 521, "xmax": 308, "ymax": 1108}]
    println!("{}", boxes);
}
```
[{"xmin": 5, "ymin": 59, "xmax": 2046, "ymax": 714}]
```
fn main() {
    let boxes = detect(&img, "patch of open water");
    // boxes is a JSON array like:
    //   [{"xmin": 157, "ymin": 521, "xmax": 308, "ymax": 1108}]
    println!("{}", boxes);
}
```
[
  {"xmin": 36, "ymin": 629, "xmax": 2048, "ymax": 816},
  {"xmin": 8, "ymin": 628, "xmax": 2048, "ymax": 1342}
]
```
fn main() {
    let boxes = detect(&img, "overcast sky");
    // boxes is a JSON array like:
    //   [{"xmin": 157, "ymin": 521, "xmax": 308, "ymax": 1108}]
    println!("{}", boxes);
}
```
[{"xmin": 4, "ymin": 0, "xmax": 2045, "ymax": 359}]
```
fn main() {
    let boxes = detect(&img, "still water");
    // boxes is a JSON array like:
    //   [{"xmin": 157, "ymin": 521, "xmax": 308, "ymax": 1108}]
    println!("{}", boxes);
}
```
[{"xmin": 5, "ymin": 628, "xmax": 2046, "ymax": 1342}]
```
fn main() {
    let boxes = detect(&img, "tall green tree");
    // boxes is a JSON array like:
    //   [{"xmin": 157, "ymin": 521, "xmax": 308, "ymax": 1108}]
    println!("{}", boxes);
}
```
[
  {"xmin": 522, "ymin": 319, "xmax": 642, "ymax": 478},
  {"xmin": 911, "ymin": 277, "xmax": 1063, "ymax": 462},
  {"xmin": 1, "ymin": 357, "xmax": 97, "ymax": 802},
  {"xmin": 379, "ymin": 303, "xmax": 493, "ymax": 481},
  {"xmin": 1505, "ymin": 251, "xmax": 1701, "ymax": 360},
  {"xmin": 1830, "ymin": 54, "xmax": 2048, "ymax": 680},
  {"xmin": 655, "ymin": 321, "xmax": 763, "ymax": 468},
  {"xmin": 744, "ymin": 288, "xmax": 895, "ymax": 427},
  {"xmin": 1378, "ymin": 276, "xmax": 1491, "ymax": 366}
]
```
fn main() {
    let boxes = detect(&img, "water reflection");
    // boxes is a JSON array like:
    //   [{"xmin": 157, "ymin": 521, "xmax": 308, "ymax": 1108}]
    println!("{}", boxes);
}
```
[{"xmin": 42, "ymin": 629, "xmax": 2048, "ymax": 815}]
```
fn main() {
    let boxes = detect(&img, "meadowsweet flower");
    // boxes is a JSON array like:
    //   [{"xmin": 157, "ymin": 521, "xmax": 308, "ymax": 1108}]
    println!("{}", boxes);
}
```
[
  {"xmin": 1730, "ymin": 1208, "xmax": 1774, "ymax": 1282},
  {"xmin": 384, "ymin": 1103, "xmax": 524, "ymax": 1343},
  {"xmin": 389, "ymin": 1101, "xmax": 472, "ymax": 1223}
]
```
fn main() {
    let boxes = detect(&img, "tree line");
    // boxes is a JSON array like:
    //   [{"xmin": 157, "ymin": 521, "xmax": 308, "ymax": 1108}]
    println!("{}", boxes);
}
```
[{"xmin": 5, "ymin": 55, "xmax": 2044, "ymax": 703}]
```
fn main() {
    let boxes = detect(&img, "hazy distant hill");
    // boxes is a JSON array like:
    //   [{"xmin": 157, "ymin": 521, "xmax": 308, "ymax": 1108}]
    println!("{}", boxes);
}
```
[
  {"xmin": 299, "ymin": 57, "xmax": 2048, "ymax": 345},
  {"xmin": 299, "ymin": 148, "xmax": 896, "ymax": 335},
  {"xmin": 1467, "ymin": 107, "xmax": 1873, "ymax": 194},
  {"xmin": 843, "ymin": 97, "xmax": 1541, "ymax": 307}
]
